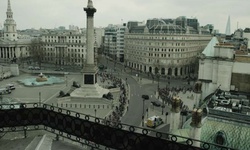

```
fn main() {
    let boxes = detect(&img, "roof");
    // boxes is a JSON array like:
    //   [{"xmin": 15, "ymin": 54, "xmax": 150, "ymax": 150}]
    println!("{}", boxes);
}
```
[
  {"xmin": 182, "ymin": 117, "xmax": 250, "ymax": 150},
  {"xmin": 202, "ymin": 36, "xmax": 219, "ymax": 57}
]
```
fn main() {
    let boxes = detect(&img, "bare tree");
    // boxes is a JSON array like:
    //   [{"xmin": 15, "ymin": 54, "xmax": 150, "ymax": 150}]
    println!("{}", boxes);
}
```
[{"xmin": 29, "ymin": 38, "xmax": 45, "ymax": 68}]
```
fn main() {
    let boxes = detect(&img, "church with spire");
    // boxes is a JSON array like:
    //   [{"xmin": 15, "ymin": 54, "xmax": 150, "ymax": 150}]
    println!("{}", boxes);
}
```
[
  {"xmin": 0, "ymin": 0, "xmax": 31, "ymax": 64},
  {"xmin": 4, "ymin": 0, "xmax": 18, "ymax": 41}
]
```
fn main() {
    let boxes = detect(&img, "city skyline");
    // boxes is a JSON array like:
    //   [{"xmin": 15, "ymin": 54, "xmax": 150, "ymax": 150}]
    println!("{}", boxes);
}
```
[{"xmin": 0, "ymin": 0, "xmax": 249, "ymax": 33}]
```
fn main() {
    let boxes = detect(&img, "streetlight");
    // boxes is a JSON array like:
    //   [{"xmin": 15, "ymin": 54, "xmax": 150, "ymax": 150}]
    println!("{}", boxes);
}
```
[
  {"xmin": 161, "ymin": 104, "xmax": 165, "ymax": 115},
  {"xmin": 142, "ymin": 95, "xmax": 149, "ymax": 127},
  {"xmin": 156, "ymin": 73, "xmax": 160, "ymax": 91},
  {"xmin": 94, "ymin": 109, "xmax": 97, "ymax": 117},
  {"xmin": 39, "ymin": 92, "xmax": 41, "ymax": 106},
  {"xmin": 66, "ymin": 76, "xmax": 68, "ymax": 87},
  {"xmin": 165, "ymin": 112, "xmax": 169, "ymax": 124}
]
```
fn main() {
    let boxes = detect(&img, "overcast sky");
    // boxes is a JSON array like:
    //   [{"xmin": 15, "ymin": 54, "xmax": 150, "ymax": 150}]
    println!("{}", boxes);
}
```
[{"xmin": 0, "ymin": 0, "xmax": 249, "ymax": 33}]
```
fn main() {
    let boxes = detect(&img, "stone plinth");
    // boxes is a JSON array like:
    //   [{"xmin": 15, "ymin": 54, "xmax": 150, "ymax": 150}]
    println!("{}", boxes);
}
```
[{"xmin": 70, "ymin": 84, "xmax": 109, "ymax": 99}]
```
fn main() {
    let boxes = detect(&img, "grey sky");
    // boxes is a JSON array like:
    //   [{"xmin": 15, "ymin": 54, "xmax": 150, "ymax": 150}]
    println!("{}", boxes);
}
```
[{"xmin": 0, "ymin": 0, "xmax": 249, "ymax": 33}]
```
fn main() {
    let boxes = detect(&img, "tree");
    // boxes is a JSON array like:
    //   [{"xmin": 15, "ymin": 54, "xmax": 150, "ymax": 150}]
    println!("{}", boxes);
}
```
[{"xmin": 29, "ymin": 38, "xmax": 45, "ymax": 68}]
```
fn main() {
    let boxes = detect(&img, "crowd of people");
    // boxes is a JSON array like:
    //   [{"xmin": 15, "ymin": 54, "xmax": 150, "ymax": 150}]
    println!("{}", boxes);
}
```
[
  {"xmin": 98, "ymin": 72, "xmax": 122, "ymax": 88},
  {"xmin": 158, "ymin": 86, "xmax": 194, "ymax": 111},
  {"xmin": 99, "ymin": 72, "xmax": 128, "ymax": 127}
]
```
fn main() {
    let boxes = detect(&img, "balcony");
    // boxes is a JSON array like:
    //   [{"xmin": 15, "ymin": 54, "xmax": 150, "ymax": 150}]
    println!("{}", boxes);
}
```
[{"xmin": 0, "ymin": 103, "xmax": 232, "ymax": 150}]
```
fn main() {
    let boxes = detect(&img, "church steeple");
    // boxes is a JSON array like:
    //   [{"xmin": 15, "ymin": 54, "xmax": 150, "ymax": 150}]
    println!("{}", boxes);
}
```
[
  {"xmin": 4, "ymin": 0, "xmax": 17, "ymax": 41},
  {"xmin": 6, "ymin": 0, "xmax": 13, "ymax": 19}
]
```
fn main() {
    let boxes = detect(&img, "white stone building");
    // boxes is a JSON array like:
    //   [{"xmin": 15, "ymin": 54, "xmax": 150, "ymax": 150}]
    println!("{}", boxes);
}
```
[
  {"xmin": 104, "ymin": 24, "xmax": 126, "ymax": 62},
  {"xmin": 0, "ymin": 0, "xmax": 106, "ymax": 67},
  {"xmin": 199, "ymin": 37, "xmax": 250, "ymax": 100},
  {"xmin": 124, "ymin": 18, "xmax": 212, "ymax": 76},
  {"xmin": 40, "ymin": 31, "xmax": 87, "ymax": 67},
  {"xmin": 0, "ymin": 0, "xmax": 31, "ymax": 64}
]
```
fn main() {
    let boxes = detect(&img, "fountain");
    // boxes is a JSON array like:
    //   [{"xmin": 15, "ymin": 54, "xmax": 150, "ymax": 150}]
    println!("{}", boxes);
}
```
[
  {"xmin": 18, "ymin": 73, "xmax": 64, "ymax": 86},
  {"xmin": 36, "ymin": 73, "xmax": 48, "ymax": 82}
]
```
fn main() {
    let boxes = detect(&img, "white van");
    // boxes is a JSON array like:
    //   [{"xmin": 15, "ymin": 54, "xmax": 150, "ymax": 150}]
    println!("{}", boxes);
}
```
[{"xmin": 146, "ymin": 116, "xmax": 163, "ymax": 128}]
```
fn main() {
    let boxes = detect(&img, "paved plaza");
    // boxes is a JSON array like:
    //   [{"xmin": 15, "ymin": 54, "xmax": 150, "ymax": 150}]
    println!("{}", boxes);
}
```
[
  {"xmin": 0, "ymin": 62, "xmax": 196, "ymax": 150},
  {"xmin": 0, "ymin": 71, "xmax": 121, "ymax": 119}
]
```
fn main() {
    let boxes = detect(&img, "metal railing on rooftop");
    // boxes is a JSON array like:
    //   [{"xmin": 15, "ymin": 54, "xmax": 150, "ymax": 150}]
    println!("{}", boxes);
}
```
[{"xmin": 0, "ymin": 103, "xmax": 234, "ymax": 150}]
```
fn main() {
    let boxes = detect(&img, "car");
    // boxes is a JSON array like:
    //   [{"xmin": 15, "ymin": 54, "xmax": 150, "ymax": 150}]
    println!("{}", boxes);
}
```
[
  {"xmin": 0, "ymin": 88, "xmax": 11, "ymax": 95},
  {"xmin": 220, "ymin": 100, "xmax": 230, "ymax": 105},
  {"xmin": 58, "ymin": 91, "xmax": 70, "ymax": 97},
  {"xmin": 151, "ymin": 101, "xmax": 161, "ymax": 107},
  {"xmin": 34, "ymin": 66, "xmax": 41, "ymax": 70},
  {"xmin": 6, "ymin": 84, "xmax": 15, "ymax": 90},
  {"xmin": 107, "ymin": 84, "xmax": 117, "ymax": 89},
  {"xmin": 28, "ymin": 66, "xmax": 34, "ymax": 70},
  {"xmin": 98, "ymin": 65, "xmax": 107, "ymax": 70},
  {"xmin": 142, "ymin": 95, "xmax": 149, "ymax": 100},
  {"xmin": 55, "ymin": 67, "xmax": 64, "ymax": 71}
]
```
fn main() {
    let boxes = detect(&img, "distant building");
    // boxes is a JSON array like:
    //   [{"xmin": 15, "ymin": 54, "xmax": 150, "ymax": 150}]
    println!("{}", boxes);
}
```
[
  {"xmin": 199, "ymin": 37, "xmax": 250, "ymax": 100},
  {"xmin": 243, "ymin": 28, "xmax": 250, "ymax": 50},
  {"xmin": 40, "ymin": 31, "xmax": 86, "ymax": 67},
  {"xmin": 124, "ymin": 17, "xmax": 212, "ymax": 76},
  {"xmin": 104, "ymin": 24, "xmax": 126, "ymax": 62},
  {"xmin": 0, "ymin": 0, "xmax": 106, "ymax": 67},
  {"xmin": 94, "ymin": 28, "xmax": 105, "ymax": 48},
  {"xmin": 0, "ymin": 0, "xmax": 31, "ymax": 63}
]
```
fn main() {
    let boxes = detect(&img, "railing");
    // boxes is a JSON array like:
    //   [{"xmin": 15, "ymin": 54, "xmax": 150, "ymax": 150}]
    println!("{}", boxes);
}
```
[{"xmin": 0, "ymin": 103, "xmax": 234, "ymax": 150}]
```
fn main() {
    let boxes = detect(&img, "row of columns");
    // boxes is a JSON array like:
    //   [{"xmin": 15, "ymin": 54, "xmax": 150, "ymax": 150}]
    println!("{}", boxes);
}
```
[
  {"xmin": 55, "ymin": 47, "xmax": 66, "ymax": 65},
  {"xmin": 128, "ymin": 62, "xmax": 194, "ymax": 77},
  {"xmin": 0, "ymin": 47, "xmax": 16, "ymax": 59}
]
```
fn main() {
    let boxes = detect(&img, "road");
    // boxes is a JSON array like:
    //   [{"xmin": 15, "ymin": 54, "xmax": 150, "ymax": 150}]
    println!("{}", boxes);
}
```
[
  {"xmin": 99, "ymin": 56, "xmax": 196, "ymax": 129},
  {"xmin": 99, "ymin": 56, "xmax": 169, "ymax": 127}
]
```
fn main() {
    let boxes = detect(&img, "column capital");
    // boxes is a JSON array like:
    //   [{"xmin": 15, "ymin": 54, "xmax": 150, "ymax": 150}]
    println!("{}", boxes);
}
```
[{"xmin": 84, "ymin": 7, "xmax": 96, "ymax": 17}]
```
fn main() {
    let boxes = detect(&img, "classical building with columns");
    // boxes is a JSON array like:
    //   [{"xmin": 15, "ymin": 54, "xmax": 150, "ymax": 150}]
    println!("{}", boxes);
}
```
[
  {"xmin": 40, "ymin": 31, "xmax": 87, "ymax": 67},
  {"xmin": 0, "ymin": 0, "xmax": 31, "ymax": 63},
  {"xmin": 0, "ymin": 0, "xmax": 101, "ymax": 67},
  {"xmin": 124, "ymin": 17, "xmax": 212, "ymax": 77}
]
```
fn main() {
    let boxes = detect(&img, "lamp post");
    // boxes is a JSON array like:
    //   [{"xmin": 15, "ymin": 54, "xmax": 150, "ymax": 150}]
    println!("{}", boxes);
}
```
[
  {"xmin": 161, "ymin": 104, "xmax": 165, "ymax": 115},
  {"xmin": 94, "ymin": 109, "xmax": 97, "ymax": 117},
  {"xmin": 66, "ymin": 76, "xmax": 68, "ymax": 87},
  {"xmin": 165, "ymin": 112, "xmax": 169, "ymax": 124},
  {"xmin": 142, "ymin": 95, "xmax": 149, "ymax": 127},
  {"xmin": 39, "ymin": 92, "xmax": 41, "ymax": 106},
  {"xmin": 157, "ymin": 73, "xmax": 160, "ymax": 91}
]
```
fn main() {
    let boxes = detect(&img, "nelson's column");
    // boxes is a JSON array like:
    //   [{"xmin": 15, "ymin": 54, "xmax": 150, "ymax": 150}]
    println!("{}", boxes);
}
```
[{"xmin": 70, "ymin": 0, "xmax": 109, "ymax": 99}]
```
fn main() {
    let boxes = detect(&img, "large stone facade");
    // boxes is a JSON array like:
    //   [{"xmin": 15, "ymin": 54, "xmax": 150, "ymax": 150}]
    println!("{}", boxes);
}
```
[
  {"xmin": 40, "ymin": 33, "xmax": 87, "ymax": 67},
  {"xmin": 0, "ymin": 0, "xmax": 31, "ymax": 64},
  {"xmin": 124, "ymin": 19, "xmax": 212, "ymax": 76}
]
